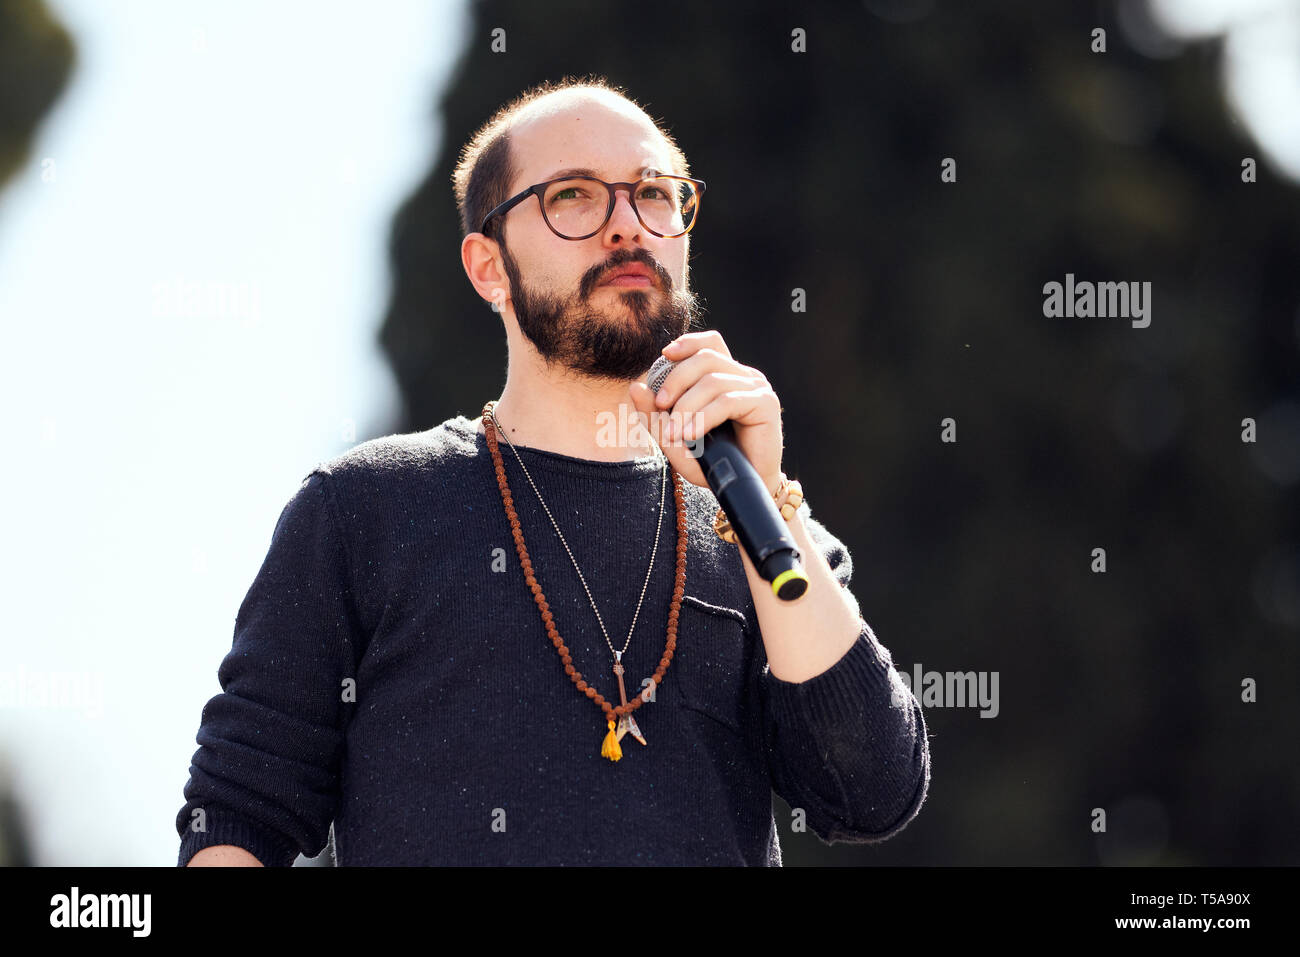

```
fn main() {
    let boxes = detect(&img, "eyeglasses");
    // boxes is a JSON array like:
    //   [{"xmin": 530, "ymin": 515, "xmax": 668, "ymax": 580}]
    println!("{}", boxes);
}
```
[{"xmin": 480, "ymin": 168, "xmax": 706, "ymax": 240}]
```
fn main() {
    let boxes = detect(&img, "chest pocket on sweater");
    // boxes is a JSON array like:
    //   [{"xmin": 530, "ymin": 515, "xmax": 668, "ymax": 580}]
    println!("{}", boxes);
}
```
[{"xmin": 671, "ymin": 595, "xmax": 751, "ymax": 734}]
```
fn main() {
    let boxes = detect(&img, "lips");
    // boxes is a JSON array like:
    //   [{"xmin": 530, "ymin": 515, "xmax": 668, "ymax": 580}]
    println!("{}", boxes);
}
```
[{"xmin": 601, "ymin": 265, "xmax": 655, "ymax": 285}]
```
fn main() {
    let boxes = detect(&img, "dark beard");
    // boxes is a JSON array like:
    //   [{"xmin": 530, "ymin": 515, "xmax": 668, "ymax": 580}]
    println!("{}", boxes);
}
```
[{"xmin": 500, "ymin": 240, "xmax": 703, "ymax": 381}]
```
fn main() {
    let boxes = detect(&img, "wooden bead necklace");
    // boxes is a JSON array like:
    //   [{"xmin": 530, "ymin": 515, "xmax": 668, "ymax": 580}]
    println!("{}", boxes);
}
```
[{"xmin": 482, "ymin": 401, "xmax": 688, "ymax": 762}]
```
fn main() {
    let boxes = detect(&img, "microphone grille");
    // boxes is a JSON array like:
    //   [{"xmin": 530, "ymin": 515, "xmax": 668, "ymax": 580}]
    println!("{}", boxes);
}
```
[{"xmin": 647, "ymin": 355, "xmax": 676, "ymax": 396}]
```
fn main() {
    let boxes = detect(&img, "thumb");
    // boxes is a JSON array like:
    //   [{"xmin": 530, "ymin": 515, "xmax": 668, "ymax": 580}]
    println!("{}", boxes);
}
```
[
  {"xmin": 628, "ymin": 382, "xmax": 662, "ymax": 442},
  {"xmin": 628, "ymin": 381, "xmax": 655, "ymax": 423},
  {"xmin": 628, "ymin": 387, "xmax": 708, "ymax": 488}
]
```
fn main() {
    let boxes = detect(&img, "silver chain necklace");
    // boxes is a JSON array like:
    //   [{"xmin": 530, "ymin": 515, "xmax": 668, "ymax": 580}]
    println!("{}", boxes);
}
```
[{"xmin": 487, "ymin": 402, "xmax": 668, "ymax": 674}]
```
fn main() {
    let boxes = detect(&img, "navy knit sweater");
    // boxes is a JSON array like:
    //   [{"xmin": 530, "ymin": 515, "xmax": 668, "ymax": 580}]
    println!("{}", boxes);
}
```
[{"xmin": 176, "ymin": 414, "xmax": 930, "ymax": 866}]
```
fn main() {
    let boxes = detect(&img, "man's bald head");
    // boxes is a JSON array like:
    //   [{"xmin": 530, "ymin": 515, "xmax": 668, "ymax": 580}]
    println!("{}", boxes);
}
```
[{"xmin": 452, "ymin": 77, "xmax": 691, "ymax": 247}]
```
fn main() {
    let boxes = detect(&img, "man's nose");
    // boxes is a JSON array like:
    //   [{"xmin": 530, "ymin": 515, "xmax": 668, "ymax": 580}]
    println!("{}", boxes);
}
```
[{"xmin": 606, "ymin": 187, "xmax": 642, "ymax": 235}]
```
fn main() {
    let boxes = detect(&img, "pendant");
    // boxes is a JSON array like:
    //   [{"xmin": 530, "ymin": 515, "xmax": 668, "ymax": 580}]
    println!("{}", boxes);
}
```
[
  {"xmin": 613, "ymin": 656, "xmax": 647, "ymax": 746},
  {"xmin": 616, "ymin": 712, "xmax": 646, "ymax": 745}
]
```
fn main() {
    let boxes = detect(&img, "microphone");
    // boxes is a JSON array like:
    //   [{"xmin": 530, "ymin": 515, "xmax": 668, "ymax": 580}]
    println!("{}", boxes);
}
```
[{"xmin": 646, "ymin": 355, "xmax": 809, "ymax": 601}]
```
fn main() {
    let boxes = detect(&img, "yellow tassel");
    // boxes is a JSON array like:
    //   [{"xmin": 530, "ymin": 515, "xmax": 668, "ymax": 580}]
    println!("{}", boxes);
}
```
[{"xmin": 601, "ymin": 719, "xmax": 622, "ymax": 761}]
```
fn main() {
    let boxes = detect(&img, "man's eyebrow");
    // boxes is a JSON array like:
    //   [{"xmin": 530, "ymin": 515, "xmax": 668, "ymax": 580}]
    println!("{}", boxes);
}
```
[{"xmin": 539, "ymin": 165, "xmax": 659, "ymax": 182}]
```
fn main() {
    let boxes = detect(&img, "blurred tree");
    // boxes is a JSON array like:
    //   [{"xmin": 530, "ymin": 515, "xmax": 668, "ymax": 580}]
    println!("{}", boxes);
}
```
[
  {"xmin": 0, "ymin": 753, "xmax": 33, "ymax": 866},
  {"xmin": 378, "ymin": 0, "xmax": 1299, "ymax": 865},
  {"xmin": 0, "ymin": 0, "xmax": 72, "ymax": 867},
  {"xmin": 0, "ymin": 0, "xmax": 74, "ymax": 194}
]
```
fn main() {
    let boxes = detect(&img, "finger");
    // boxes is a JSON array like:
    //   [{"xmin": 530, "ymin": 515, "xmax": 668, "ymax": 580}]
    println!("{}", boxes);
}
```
[
  {"xmin": 693, "ymin": 390, "xmax": 780, "ymax": 446},
  {"xmin": 627, "ymin": 381, "xmax": 654, "ymax": 419},
  {"xmin": 628, "ymin": 382, "xmax": 668, "ymax": 450},
  {"xmin": 662, "ymin": 329, "xmax": 732, "ymax": 363},
  {"xmin": 675, "ymin": 442, "xmax": 709, "ymax": 488},
  {"xmin": 666, "ymin": 374, "xmax": 760, "ymax": 435},
  {"xmin": 654, "ymin": 349, "xmax": 738, "ymax": 410},
  {"xmin": 633, "ymin": 379, "xmax": 710, "ymax": 489},
  {"xmin": 658, "ymin": 420, "xmax": 708, "ymax": 488}
]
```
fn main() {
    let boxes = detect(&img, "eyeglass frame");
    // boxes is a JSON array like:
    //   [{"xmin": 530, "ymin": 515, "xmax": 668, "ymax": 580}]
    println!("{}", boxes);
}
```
[{"xmin": 478, "ymin": 167, "xmax": 707, "ymax": 241}]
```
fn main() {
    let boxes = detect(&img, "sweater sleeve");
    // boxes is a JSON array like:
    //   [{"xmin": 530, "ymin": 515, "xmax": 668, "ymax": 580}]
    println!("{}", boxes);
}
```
[
  {"xmin": 757, "ymin": 506, "xmax": 931, "ymax": 845},
  {"xmin": 175, "ymin": 470, "xmax": 360, "ymax": 866}
]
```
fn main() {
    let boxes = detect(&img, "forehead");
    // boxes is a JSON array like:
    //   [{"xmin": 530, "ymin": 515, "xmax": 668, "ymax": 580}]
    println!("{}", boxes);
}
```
[{"xmin": 509, "ymin": 99, "xmax": 673, "ymax": 193}]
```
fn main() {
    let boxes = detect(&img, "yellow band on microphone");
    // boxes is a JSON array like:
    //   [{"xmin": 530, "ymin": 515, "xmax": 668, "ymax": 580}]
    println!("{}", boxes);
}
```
[{"xmin": 771, "ymin": 568, "xmax": 809, "ymax": 598}]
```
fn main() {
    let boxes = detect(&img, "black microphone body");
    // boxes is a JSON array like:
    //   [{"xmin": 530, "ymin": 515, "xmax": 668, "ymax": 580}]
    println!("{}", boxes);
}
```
[{"xmin": 647, "ymin": 357, "xmax": 809, "ymax": 601}]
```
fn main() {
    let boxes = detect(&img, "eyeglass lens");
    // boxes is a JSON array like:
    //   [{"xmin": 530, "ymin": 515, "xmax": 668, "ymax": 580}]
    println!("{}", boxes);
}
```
[{"xmin": 541, "ymin": 177, "xmax": 698, "ymax": 238}]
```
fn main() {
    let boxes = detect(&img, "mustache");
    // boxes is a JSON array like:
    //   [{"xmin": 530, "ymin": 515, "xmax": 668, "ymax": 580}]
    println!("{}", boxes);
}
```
[{"xmin": 582, "ymin": 256, "xmax": 673, "ymax": 296}]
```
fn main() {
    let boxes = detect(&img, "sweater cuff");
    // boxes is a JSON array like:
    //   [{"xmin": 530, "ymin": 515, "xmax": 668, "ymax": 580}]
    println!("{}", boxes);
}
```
[
  {"xmin": 761, "ymin": 620, "xmax": 899, "ymax": 727},
  {"xmin": 177, "ymin": 807, "xmax": 299, "ymax": 867}
]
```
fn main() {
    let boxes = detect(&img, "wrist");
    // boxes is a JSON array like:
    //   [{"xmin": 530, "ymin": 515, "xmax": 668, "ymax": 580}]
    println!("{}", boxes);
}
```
[{"xmin": 713, "ymin": 471, "xmax": 804, "ymax": 544}]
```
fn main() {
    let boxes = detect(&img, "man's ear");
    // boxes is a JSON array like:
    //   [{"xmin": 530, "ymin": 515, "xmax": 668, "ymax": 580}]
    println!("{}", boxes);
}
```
[{"xmin": 461, "ymin": 232, "xmax": 509, "ymax": 311}]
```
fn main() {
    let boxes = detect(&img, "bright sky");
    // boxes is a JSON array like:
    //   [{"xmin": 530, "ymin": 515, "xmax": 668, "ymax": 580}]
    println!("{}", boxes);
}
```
[
  {"xmin": 1148, "ymin": 0, "xmax": 1300, "ymax": 181},
  {"xmin": 0, "ymin": 0, "xmax": 463, "ymax": 864}
]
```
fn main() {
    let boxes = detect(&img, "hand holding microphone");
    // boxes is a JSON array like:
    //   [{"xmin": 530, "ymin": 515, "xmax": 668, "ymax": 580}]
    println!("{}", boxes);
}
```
[{"xmin": 627, "ymin": 331, "xmax": 809, "ymax": 601}]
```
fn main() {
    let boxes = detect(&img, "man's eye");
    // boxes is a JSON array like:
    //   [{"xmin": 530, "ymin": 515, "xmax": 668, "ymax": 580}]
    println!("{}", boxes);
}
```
[
  {"xmin": 551, "ymin": 187, "xmax": 585, "ymax": 202},
  {"xmin": 638, "ymin": 186, "xmax": 674, "ymax": 204}
]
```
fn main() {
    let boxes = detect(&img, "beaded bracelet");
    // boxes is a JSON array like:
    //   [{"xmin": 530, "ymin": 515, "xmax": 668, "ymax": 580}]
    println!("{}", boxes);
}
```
[{"xmin": 713, "ymin": 473, "xmax": 804, "ymax": 544}]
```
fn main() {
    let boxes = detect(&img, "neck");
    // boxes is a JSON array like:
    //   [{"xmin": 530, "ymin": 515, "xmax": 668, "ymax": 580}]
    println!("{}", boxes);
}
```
[{"xmin": 477, "ymin": 346, "xmax": 659, "ymax": 464}]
